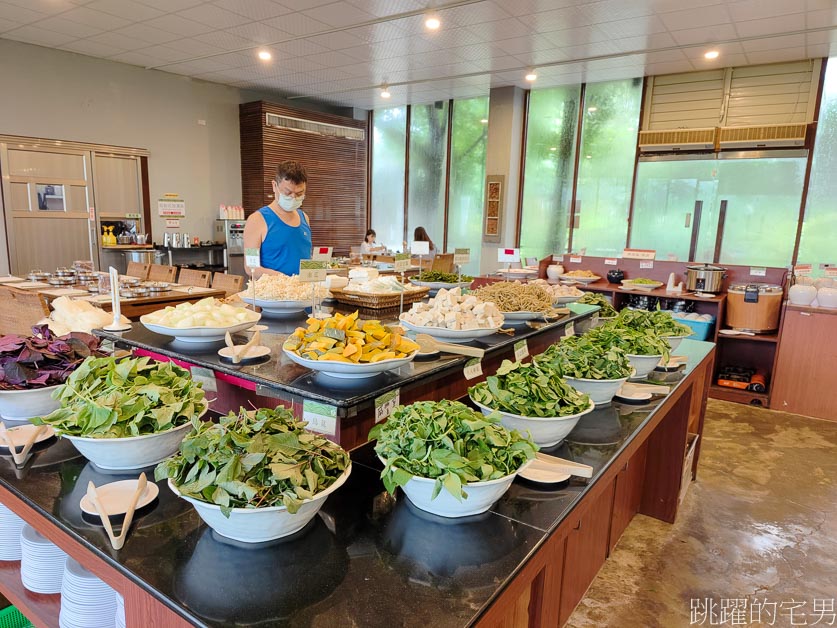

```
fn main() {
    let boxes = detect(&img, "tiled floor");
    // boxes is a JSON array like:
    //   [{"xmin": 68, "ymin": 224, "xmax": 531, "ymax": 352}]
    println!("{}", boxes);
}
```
[{"xmin": 567, "ymin": 399, "xmax": 837, "ymax": 627}]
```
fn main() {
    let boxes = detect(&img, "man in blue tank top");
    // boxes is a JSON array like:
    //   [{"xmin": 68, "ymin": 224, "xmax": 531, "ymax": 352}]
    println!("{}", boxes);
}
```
[{"xmin": 243, "ymin": 160, "xmax": 313, "ymax": 277}]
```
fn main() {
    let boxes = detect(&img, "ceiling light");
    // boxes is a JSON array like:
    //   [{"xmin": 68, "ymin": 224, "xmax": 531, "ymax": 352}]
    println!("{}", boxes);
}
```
[
  {"xmin": 380, "ymin": 85, "xmax": 391, "ymax": 99},
  {"xmin": 525, "ymin": 71, "xmax": 537, "ymax": 82},
  {"xmin": 480, "ymin": 118, "xmax": 488, "ymax": 124},
  {"xmin": 257, "ymin": 50, "xmax": 272, "ymax": 61},
  {"xmin": 587, "ymin": 106, "xmax": 597, "ymax": 113},
  {"xmin": 585, "ymin": 155, "xmax": 592, "ymax": 159},
  {"xmin": 704, "ymin": 50, "xmax": 720, "ymax": 60},
  {"xmin": 549, "ymin": 147, "xmax": 557, "ymax": 151},
  {"xmin": 425, "ymin": 16, "xmax": 441, "ymax": 30}
]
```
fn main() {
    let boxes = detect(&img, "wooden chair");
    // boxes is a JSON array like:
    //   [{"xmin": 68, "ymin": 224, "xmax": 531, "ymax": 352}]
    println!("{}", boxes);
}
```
[
  {"xmin": 147, "ymin": 264, "xmax": 177, "ymax": 283},
  {"xmin": 0, "ymin": 287, "xmax": 50, "ymax": 336},
  {"xmin": 431, "ymin": 253, "xmax": 454, "ymax": 273},
  {"xmin": 211, "ymin": 272, "xmax": 244, "ymax": 297},
  {"xmin": 125, "ymin": 262, "xmax": 150, "ymax": 280},
  {"xmin": 177, "ymin": 268, "xmax": 211, "ymax": 288}
]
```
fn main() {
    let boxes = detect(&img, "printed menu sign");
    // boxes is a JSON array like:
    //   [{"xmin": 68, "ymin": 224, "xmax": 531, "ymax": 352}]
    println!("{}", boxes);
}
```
[
  {"xmin": 312, "ymin": 247, "xmax": 333, "ymax": 261},
  {"xmin": 497, "ymin": 248, "xmax": 520, "ymax": 263},
  {"xmin": 394, "ymin": 253, "xmax": 410, "ymax": 272},
  {"xmin": 454, "ymin": 248, "xmax": 470, "ymax": 265},
  {"xmin": 302, "ymin": 400, "xmax": 337, "ymax": 436},
  {"xmin": 299, "ymin": 260, "xmax": 327, "ymax": 282}
]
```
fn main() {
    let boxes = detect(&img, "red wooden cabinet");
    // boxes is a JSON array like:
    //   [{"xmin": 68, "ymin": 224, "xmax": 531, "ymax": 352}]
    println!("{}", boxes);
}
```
[{"xmin": 609, "ymin": 442, "xmax": 648, "ymax": 555}]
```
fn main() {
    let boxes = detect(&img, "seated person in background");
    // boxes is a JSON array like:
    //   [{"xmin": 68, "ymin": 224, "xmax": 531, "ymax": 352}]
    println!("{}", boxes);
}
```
[
  {"xmin": 360, "ymin": 229, "xmax": 386, "ymax": 255},
  {"xmin": 413, "ymin": 226, "xmax": 436, "ymax": 259}
]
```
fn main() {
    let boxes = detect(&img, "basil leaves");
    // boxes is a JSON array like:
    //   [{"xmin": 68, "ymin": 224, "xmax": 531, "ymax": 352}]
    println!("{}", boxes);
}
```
[
  {"xmin": 35, "ymin": 356, "xmax": 207, "ymax": 438},
  {"xmin": 469, "ymin": 359, "xmax": 590, "ymax": 417},
  {"xmin": 156, "ymin": 406, "xmax": 350, "ymax": 516},
  {"xmin": 369, "ymin": 400, "xmax": 536, "ymax": 501}
]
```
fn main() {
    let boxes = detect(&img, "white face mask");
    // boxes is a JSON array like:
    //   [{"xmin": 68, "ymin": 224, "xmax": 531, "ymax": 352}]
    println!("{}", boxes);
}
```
[{"xmin": 278, "ymin": 193, "xmax": 303, "ymax": 212}]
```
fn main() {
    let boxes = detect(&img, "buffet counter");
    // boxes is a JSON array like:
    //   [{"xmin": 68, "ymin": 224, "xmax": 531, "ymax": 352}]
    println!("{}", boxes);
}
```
[
  {"xmin": 0, "ymin": 339, "xmax": 714, "ymax": 627},
  {"xmin": 95, "ymin": 304, "xmax": 600, "ymax": 449}
]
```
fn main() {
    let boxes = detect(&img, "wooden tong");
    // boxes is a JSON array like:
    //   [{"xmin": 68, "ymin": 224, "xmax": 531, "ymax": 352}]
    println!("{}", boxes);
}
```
[
  {"xmin": 0, "ymin": 422, "xmax": 47, "ymax": 466},
  {"xmin": 86, "ymin": 473, "xmax": 147, "ymax": 550}
]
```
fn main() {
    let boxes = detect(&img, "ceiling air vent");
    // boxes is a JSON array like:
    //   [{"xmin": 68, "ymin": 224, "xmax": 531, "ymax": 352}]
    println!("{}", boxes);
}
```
[
  {"xmin": 718, "ymin": 123, "xmax": 807, "ymax": 149},
  {"xmin": 265, "ymin": 113, "xmax": 365, "ymax": 141},
  {"xmin": 638, "ymin": 127, "xmax": 716, "ymax": 153}
]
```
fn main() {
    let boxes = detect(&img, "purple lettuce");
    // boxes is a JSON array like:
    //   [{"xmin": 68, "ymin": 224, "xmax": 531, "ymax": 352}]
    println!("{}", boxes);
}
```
[{"xmin": 0, "ymin": 325, "xmax": 105, "ymax": 390}]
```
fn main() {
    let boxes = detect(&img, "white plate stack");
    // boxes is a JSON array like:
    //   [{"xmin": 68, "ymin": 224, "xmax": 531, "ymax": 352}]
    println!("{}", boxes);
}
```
[
  {"xmin": 59, "ymin": 558, "xmax": 117, "ymax": 628},
  {"xmin": 20, "ymin": 524, "xmax": 67, "ymax": 593},
  {"xmin": 115, "ymin": 593, "xmax": 125, "ymax": 628},
  {"xmin": 0, "ymin": 503, "xmax": 25, "ymax": 560}
]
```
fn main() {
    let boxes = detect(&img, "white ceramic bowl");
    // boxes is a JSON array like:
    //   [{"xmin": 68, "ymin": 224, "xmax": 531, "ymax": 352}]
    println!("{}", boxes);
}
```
[
  {"xmin": 388, "ymin": 462, "xmax": 525, "ymax": 518},
  {"xmin": 564, "ymin": 375, "xmax": 632, "ymax": 406},
  {"xmin": 169, "ymin": 464, "xmax": 351, "ymax": 542},
  {"xmin": 817, "ymin": 286, "xmax": 837, "ymax": 308},
  {"xmin": 626, "ymin": 354, "xmax": 664, "ymax": 379},
  {"xmin": 283, "ymin": 347, "xmax": 416, "ymax": 379},
  {"xmin": 409, "ymin": 280, "xmax": 473, "ymax": 291},
  {"xmin": 471, "ymin": 398, "xmax": 595, "ymax": 448},
  {"xmin": 0, "ymin": 385, "xmax": 61, "ymax": 424},
  {"xmin": 575, "ymin": 315, "xmax": 615, "ymax": 334},
  {"xmin": 546, "ymin": 265, "xmax": 564, "ymax": 280},
  {"xmin": 399, "ymin": 319, "xmax": 502, "ymax": 344},
  {"xmin": 553, "ymin": 295, "xmax": 582, "ymax": 304},
  {"xmin": 661, "ymin": 333, "xmax": 692, "ymax": 352},
  {"xmin": 503, "ymin": 311, "xmax": 542, "ymax": 322},
  {"xmin": 140, "ymin": 316, "xmax": 260, "ymax": 344},
  {"xmin": 620, "ymin": 280, "xmax": 663, "ymax": 292},
  {"xmin": 559, "ymin": 274, "xmax": 601, "ymax": 284},
  {"xmin": 239, "ymin": 296, "xmax": 309, "ymax": 317},
  {"xmin": 62, "ymin": 421, "xmax": 194, "ymax": 471}
]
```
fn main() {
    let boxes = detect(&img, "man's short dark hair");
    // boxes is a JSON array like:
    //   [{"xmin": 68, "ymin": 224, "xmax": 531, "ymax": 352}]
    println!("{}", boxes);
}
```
[{"xmin": 275, "ymin": 161, "xmax": 307, "ymax": 185}]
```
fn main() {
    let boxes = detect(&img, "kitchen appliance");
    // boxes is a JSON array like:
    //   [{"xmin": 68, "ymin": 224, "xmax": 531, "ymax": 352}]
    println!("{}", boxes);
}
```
[
  {"xmin": 726, "ymin": 283, "xmax": 783, "ymax": 332},
  {"xmin": 172, "ymin": 233, "xmax": 181, "ymax": 248},
  {"xmin": 163, "ymin": 233, "xmax": 171, "ymax": 248},
  {"xmin": 215, "ymin": 219, "xmax": 245, "ymax": 255},
  {"xmin": 123, "ymin": 250, "xmax": 164, "ymax": 265},
  {"xmin": 215, "ymin": 219, "xmax": 246, "ymax": 276},
  {"xmin": 685, "ymin": 264, "xmax": 726, "ymax": 293},
  {"xmin": 182, "ymin": 233, "xmax": 191, "ymax": 248}
]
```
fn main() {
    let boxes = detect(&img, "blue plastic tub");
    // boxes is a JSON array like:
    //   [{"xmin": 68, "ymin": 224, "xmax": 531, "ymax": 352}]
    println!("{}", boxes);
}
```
[{"xmin": 678, "ymin": 317, "xmax": 714, "ymax": 341}]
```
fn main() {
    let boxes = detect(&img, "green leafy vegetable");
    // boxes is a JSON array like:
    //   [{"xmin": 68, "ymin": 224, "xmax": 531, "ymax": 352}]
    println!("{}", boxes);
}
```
[
  {"xmin": 369, "ymin": 400, "xmax": 536, "ymax": 501},
  {"xmin": 625, "ymin": 277, "xmax": 659, "ymax": 284},
  {"xmin": 34, "ymin": 356, "xmax": 207, "ymax": 437},
  {"xmin": 156, "ymin": 406, "xmax": 350, "ymax": 516},
  {"xmin": 469, "ymin": 359, "xmax": 590, "ymax": 417},
  {"xmin": 577, "ymin": 292, "xmax": 618, "ymax": 318},
  {"xmin": 594, "ymin": 322, "xmax": 671, "ymax": 360},
  {"xmin": 536, "ymin": 334, "xmax": 632, "ymax": 380},
  {"xmin": 414, "ymin": 271, "xmax": 473, "ymax": 283},
  {"xmin": 612, "ymin": 309, "xmax": 693, "ymax": 337}
]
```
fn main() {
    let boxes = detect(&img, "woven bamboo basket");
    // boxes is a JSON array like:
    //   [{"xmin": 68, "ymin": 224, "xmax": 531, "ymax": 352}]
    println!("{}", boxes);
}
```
[{"xmin": 329, "ymin": 286, "xmax": 430, "ymax": 310}]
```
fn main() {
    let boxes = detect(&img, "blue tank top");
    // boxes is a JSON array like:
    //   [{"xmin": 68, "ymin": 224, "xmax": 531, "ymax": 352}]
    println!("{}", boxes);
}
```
[{"xmin": 258, "ymin": 206, "xmax": 312, "ymax": 276}]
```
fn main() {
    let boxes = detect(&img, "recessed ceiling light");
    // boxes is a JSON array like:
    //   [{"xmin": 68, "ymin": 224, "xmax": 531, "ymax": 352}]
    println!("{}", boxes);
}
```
[
  {"xmin": 704, "ymin": 50, "xmax": 720, "ymax": 59},
  {"xmin": 525, "ymin": 71, "xmax": 537, "ymax": 82},
  {"xmin": 257, "ymin": 50, "xmax": 272, "ymax": 61},
  {"xmin": 381, "ymin": 85, "xmax": 391, "ymax": 99},
  {"xmin": 425, "ymin": 16, "xmax": 441, "ymax": 30},
  {"xmin": 587, "ymin": 106, "xmax": 597, "ymax": 113},
  {"xmin": 549, "ymin": 147, "xmax": 557, "ymax": 151},
  {"xmin": 480, "ymin": 118, "xmax": 488, "ymax": 124},
  {"xmin": 585, "ymin": 155, "xmax": 592, "ymax": 159}
]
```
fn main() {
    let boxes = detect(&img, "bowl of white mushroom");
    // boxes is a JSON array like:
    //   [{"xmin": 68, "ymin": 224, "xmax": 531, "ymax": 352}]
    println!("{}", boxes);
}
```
[{"xmin": 399, "ymin": 288, "xmax": 504, "ymax": 343}]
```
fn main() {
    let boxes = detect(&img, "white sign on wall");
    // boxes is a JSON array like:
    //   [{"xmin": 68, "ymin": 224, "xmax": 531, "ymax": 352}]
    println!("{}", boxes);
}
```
[{"xmin": 158, "ymin": 193, "xmax": 185, "ymax": 217}]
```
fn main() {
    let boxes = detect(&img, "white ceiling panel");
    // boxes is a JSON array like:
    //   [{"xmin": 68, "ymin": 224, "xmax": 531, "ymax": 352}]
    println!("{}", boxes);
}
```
[{"xmin": 0, "ymin": 0, "xmax": 835, "ymax": 109}]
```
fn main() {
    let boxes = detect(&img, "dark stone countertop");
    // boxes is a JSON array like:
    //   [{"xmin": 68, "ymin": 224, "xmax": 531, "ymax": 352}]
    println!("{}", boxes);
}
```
[
  {"xmin": 0, "ymin": 340, "xmax": 713, "ymax": 628},
  {"xmin": 96, "ymin": 303, "xmax": 600, "ymax": 409}
]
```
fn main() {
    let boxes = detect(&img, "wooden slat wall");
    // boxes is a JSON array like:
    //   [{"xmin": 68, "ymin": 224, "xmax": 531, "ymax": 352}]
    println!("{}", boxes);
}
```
[{"xmin": 239, "ymin": 101, "xmax": 367, "ymax": 256}]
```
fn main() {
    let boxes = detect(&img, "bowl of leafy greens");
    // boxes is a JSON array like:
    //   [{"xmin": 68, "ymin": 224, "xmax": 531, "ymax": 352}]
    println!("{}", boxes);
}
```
[
  {"xmin": 572, "ymin": 293, "xmax": 618, "ymax": 333},
  {"xmin": 0, "ymin": 326, "xmax": 106, "ymax": 424},
  {"xmin": 536, "ymin": 335, "xmax": 633, "ymax": 406},
  {"xmin": 35, "ymin": 356, "xmax": 208, "ymax": 470},
  {"xmin": 468, "ymin": 360, "xmax": 594, "ymax": 447},
  {"xmin": 593, "ymin": 322, "xmax": 670, "ymax": 379},
  {"xmin": 612, "ymin": 309, "xmax": 693, "ymax": 349},
  {"xmin": 410, "ymin": 270, "xmax": 474, "ymax": 292},
  {"xmin": 369, "ymin": 400, "xmax": 536, "ymax": 518},
  {"xmin": 159, "ymin": 406, "xmax": 351, "ymax": 543}
]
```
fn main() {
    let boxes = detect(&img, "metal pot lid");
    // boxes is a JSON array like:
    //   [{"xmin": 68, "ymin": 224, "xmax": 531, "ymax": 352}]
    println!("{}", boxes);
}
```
[
  {"xmin": 686, "ymin": 264, "xmax": 726, "ymax": 271},
  {"xmin": 729, "ymin": 282, "xmax": 783, "ymax": 293}
]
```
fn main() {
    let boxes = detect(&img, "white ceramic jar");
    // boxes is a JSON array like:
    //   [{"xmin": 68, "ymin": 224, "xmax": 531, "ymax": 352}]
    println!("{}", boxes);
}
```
[
  {"xmin": 817, "ymin": 286, "xmax": 837, "ymax": 308},
  {"xmin": 546, "ymin": 264, "xmax": 565, "ymax": 280},
  {"xmin": 788, "ymin": 284, "xmax": 817, "ymax": 306},
  {"xmin": 814, "ymin": 277, "xmax": 835, "ymax": 291}
]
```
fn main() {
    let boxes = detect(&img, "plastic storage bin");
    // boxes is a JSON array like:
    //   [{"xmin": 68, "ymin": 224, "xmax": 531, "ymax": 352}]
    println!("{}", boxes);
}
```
[
  {"xmin": 678, "ymin": 317, "xmax": 715, "ymax": 340},
  {"xmin": 0, "ymin": 606, "xmax": 34, "ymax": 628}
]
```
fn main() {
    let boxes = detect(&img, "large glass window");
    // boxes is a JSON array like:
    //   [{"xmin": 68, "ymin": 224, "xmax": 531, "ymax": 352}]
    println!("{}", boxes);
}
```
[
  {"xmin": 370, "ymin": 107, "xmax": 407, "ymax": 252},
  {"xmin": 519, "ymin": 86, "xmax": 581, "ymax": 261},
  {"xmin": 572, "ymin": 79, "xmax": 642, "ymax": 256},
  {"xmin": 631, "ymin": 155, "xmax": 806, "ymax": 266},
  {"xmin": 407, "ymin": 102, "xmax": 449, "ymax": 251},
  {"xmin": 798, "ymin": 60, "xmax": 837, "ymax": 272},
  {"xmin": 447, "ymin": 97, "xmax": 489, "ymax": 275}
]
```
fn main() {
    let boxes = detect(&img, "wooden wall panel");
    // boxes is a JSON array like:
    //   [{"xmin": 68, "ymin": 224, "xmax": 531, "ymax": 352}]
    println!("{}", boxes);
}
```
[{"xmin": 240, "ymin": 102, "xmax": 367, "ymax": 256}]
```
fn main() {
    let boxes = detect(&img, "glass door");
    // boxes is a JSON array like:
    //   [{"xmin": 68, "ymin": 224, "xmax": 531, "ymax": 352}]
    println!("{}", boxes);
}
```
[{"xmin": 630, "ymin": 152, "xmax": 806, "ymax": 266}]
